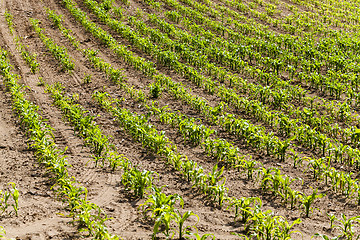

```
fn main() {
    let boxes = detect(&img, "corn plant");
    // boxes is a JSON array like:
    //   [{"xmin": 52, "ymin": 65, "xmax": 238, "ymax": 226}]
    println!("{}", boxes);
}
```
[
  {"xmin": 139, "ymin": 186, "xmax": 185, "ymax": 239},
  {"xmin": 121, "ymin": 167, "xmax": 155, "ymax": 199},
  {"xmin": 0, "ymin": 183, "xmax": 19, "ymax": 217},
  {"xmin": 299, "ymin": 187, "xmax": 324, "ymax": 218},
  {"xmin": 226, "ymin": 197, "xmax": 261, "ymax": 222},
  {"xmin": 5, "ymin": 10, "xmax": 14, "ymax": 34},
  {"xmin": 335, "ymin": 214, "xmax": 360, "ymax": 240},
  {"xmin": 174, "ymin": 210, "xmax": 199, "ymax": 239},
  {"xmin": 149, "ymin": 82, "xmax": 162, "ymax": 98},
  {"xmin": 327, "ymin": 212, "xmax": 336, "ymax": 229},
  {"xmin": 83, "ymin": 74, "xmax": 92, "ymax": 84},
  {"xmin": 153, "ymin": 210, "xmax": 176, "ymax": 239},
  {"xmin": 191, "ymin": 233, "xmax": 215, "ymax": 240},
  {"xmin": 237, "ymin": 158, "xmax": 260, "ymax": 180},
  {"xmin": 140, "ymin": 186, "xmax": 183, "ymax": 218}
]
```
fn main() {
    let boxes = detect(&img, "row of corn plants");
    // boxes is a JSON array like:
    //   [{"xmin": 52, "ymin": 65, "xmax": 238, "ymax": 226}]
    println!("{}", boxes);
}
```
[
  {"xmin": 30, "ymin": 18, "xmax": 75, "ymax": 71},
  {"xmin": 46, "ymin": 7, "xmax": 127, "ymax": 84},
  {"xmin": 5, "ymin": 10, "xmax": 39, "ymax": 73},
  {"xmin": 46, "ymin": 82, "xmax": 126, "ymax": 170}
]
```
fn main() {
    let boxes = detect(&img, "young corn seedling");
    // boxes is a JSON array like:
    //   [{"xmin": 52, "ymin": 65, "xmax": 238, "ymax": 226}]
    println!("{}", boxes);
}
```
[
  {"xmin": 140, "ymin": 186, "xmax": 183, "ymax": 219},
  {"xmin": 289, "ymin": 149, "xmax": 303, "ymax": 168},
  {"xmin": 245, "ymin": 209, "xmax": 279, "ymax": 240},
  {"xmin": 174, "ymin": 210, "xmax": 199, "ymax": 239},
  {"xmin": 299, "ymin": 187, "xmax": 324, "ymax": 218},
  {"xmin": 108, "ymin": 151, "xmax": 127, "ymax": 171},
  {"xmin": 85, "ymin": 129, "xmax": 110, "ymax": 167},
  {"xmin": 121, "ymin": 167, "xmax": 155, "ymax": 199},
  {"xmin": 207, "ymin": 165, "xmax": 225, "ymax": 187},
  {"xmin": 37, "ymin": 77, "xmax": 45, "ymax": 86},
  {"xmin": 307, "ymin": 158, "xmax": 326, "ymax": 181},
  {"xmin": 191, "ymin": 233, "xmax": 215, "ymax": 240},
  {"xmin": 5, "ymin": 10, "xmax": 14, "ymax": 34},
  {"xmin": 327, "ymin": 212, "xmax": 336, "ymax": 229},
  {"xmin": 209, "ymin": 182, "xmax": 228, "ymax": 208},
  {"xmin": 237, "ymin": 158, "xmax": 260, "ymax": 180},
  {"xmin": 226, "ymin": 197, "xmax": 261, "ymax": 222},
  {"xmin": 9, "ymin": 183, "xmax": 19, "ymax": 217},
  {"xmin": 139, "ymin": 186, "xmax": 184, "ymax": 239},
  {"xmin": 83, "ymin": 74, "xmax": 92, "ymax": 84},
  {"xmin": 153, "ymin": 210, "xmax": 175, "ymax": 239},
  {"xmin": 149, "ymin": 82, "xmax": 162, "ymax": 98},
  {"xmin": 276, "ymin": 217, "xmax": 302, "ymax": 239},
  {"xmin": 288, "ymin": 187, "xmax": 302, "ymax": 209},
  {"xmin": 278, "ymin": 176, "xmax": 299, "ymax": 207},
  {"xmin": 55, "ymin": 176, "xmax": 88, "ymax": 211},
  {"xmin": 336, "ymin": 214, "xmax": 360, "ymax": 240},
  {"xmin": 0, "ymin": 183, "xmax": 19, "ymax": 216}
]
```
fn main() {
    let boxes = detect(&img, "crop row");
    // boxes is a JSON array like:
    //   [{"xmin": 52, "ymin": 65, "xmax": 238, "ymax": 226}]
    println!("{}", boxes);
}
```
[
  {"xmin": 5, "ymin": 10, "xmax": 39, "ymax": 73},
  {"xmin": 30, "ymin": 18, "xmax": 75, "ymax": 71}
]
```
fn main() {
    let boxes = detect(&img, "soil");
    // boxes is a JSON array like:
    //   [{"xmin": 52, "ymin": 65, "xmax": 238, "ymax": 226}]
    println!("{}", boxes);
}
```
[{"xmin": 0, "ymin": 0, "xmax": 359, "ymax": 239}]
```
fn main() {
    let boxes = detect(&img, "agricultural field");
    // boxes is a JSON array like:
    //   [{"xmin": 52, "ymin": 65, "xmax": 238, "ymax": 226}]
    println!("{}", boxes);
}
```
[{"xmin": 0, "ymin": 0, "xmax": 360, "ymax": 239}]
